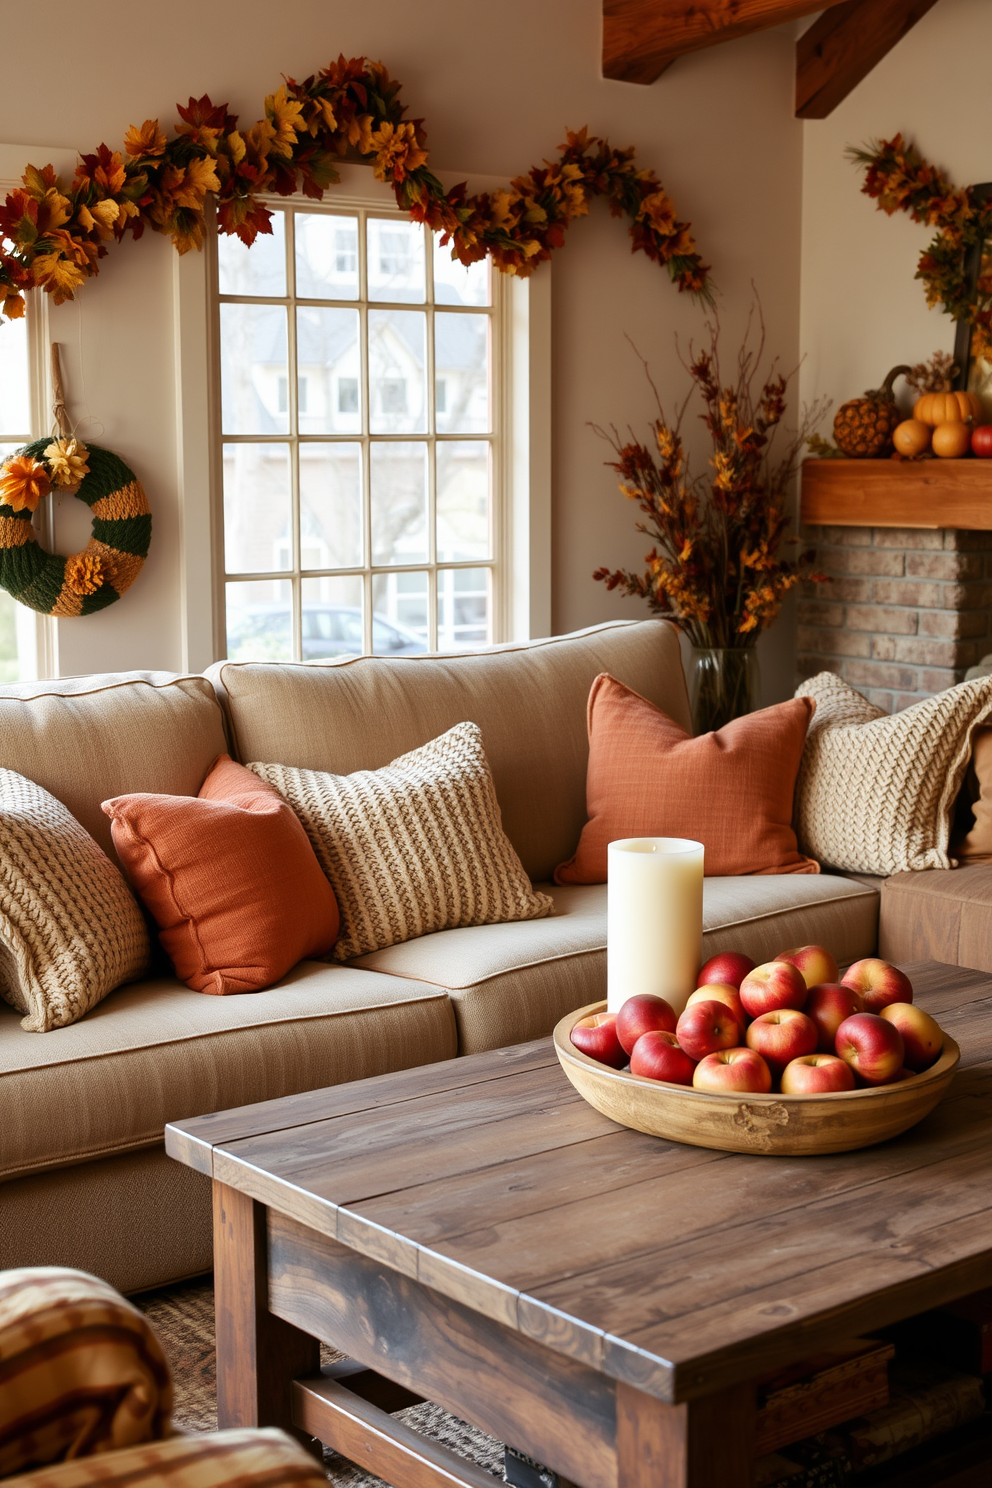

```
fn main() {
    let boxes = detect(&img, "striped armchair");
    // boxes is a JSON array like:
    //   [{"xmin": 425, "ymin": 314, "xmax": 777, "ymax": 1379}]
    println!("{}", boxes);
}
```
[{"xmin": 0, "ymin": 1270, "xmax": 324, "ymax": 1488}]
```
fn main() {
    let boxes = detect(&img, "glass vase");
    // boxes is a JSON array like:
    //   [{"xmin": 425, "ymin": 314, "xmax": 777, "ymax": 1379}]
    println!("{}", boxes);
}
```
[{"xmin": 688, "ymin": 646, "xmax": 760, "ymax": 735}]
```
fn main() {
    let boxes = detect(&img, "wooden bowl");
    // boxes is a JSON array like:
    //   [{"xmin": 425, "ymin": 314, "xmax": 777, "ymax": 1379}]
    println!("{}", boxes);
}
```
[{"xmin": 553, "ymin": 1001, "xmax": 960, "ymax": 1156}]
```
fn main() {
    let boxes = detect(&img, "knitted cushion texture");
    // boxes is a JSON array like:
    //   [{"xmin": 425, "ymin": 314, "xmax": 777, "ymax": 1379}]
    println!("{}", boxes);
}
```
[
  {"xmin": 102, "ymin": 755, "xmax": 340, "ymax": 995},
  {"xmin": 250, "ymin": 721, "xmax": 554, "ymax": 962},
  {"xmin": 555, "ymin": 673, "xmax": 818, "ymax": 883},
  {"xmin": 795, "ymin": 670, "xmax": 992, "ymax": 874},
  {"xmin": 0, "ymin": 769, "xmax": 150, "ymax": 1032}
]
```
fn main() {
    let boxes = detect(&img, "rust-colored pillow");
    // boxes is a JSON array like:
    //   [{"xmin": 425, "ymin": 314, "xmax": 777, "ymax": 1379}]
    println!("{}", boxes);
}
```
[
  {"xmin": 555, "ymin": 673, "xmax": 818, "ymax": 883},
  {"xmin": 102, "ymin": 755, "xmax": 340, "ymax": 994}
]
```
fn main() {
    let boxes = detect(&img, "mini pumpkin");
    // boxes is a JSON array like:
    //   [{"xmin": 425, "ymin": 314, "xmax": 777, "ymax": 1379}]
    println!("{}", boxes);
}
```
[
  {"xmin": 833, "ymin": 365, "xmax": 912, "ymax": 458},
  {"xmin": 913, "ymin": 390, "xmax": 982, "ymax": 426},
  {"xmin": 893, "ymin": 419, "xmax": 932, "ymax": 457},
  {"xmin": 932, "ymin": 422, "xmax": 972, "ymax": 459}
]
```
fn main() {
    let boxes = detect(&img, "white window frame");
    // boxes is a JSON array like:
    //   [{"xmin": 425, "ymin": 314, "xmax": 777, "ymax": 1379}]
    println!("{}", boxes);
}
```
[
  {"xmin": 174, "ymin": 165, "xmax": 550, "ymax": 672},
  {"xmin": 0, "ymin": 144, "xmax": 70, "ymax": 681}
]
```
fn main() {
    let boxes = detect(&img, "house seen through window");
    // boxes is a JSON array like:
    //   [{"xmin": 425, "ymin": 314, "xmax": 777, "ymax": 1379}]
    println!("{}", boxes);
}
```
[{"xmin": 217, "ymin": 203, "xmax": 496, "ymax": 662}]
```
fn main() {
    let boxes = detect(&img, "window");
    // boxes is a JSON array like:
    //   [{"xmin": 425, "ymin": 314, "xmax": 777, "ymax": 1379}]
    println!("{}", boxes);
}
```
[
  {"xmin": 216, "ymin": 201, "xmax": 497, "ymax": 661},
  {"xmin": 0, "ymin": 314, "xmax": 43, "ymax": 681}
]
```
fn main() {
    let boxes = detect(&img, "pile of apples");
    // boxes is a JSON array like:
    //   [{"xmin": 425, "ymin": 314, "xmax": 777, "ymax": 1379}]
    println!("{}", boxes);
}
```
[{"xmin": 569, "ymin": 946, "xmax": 948, "ymax": 1097}]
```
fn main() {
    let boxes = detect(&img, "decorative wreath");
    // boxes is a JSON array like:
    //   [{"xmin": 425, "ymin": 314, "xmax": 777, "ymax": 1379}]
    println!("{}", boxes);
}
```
[
  {"xmin": 0, "ymin": 55, "xmax": 711, "ymax": 324},
  {"xmin": 0, "ymin": 439, "xmax": 151, "ymax": 616},
  {"xmin": 849, "ymin": 134, "xmax": 992, "ymax": 360}
]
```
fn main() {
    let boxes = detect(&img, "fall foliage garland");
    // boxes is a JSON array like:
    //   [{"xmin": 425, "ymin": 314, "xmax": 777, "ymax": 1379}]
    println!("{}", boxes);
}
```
[
  {"xmin": 0, "ymin": 55, "xmax": 711, "ymax": 322},
  {"xmin": 850, "ymin": 134, "xmax": 992, "ymax": 360}
]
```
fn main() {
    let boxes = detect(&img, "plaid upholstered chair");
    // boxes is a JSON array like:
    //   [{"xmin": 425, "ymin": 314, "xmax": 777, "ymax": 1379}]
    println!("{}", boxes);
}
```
[{"xmin": 0, "ymin": 1270, "xmax": 324, "ymax": 1488}]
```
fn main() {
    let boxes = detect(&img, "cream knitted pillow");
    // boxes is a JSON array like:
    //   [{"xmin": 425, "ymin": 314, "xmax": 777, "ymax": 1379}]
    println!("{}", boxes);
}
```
[
  {"xmin": 0, "ymin": 769, "xmax": 151, "ymax": 1032},
  {"xmin": 795, "ymin": 671, "xmax": 992, "ymax": 875},
  {"xmin": 250, "ymin": 722, "xmax": 554, "ymax": 961}
]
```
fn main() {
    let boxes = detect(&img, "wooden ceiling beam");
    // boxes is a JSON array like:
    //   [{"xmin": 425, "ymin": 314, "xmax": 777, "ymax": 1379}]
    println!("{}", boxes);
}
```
[
  {"xmin": 603, "ymin": 0, "xmax": 851, "ymax": 85},
  {"xmin": 796, "ymin": 0, "xmax": 941, "ymax": 118}
]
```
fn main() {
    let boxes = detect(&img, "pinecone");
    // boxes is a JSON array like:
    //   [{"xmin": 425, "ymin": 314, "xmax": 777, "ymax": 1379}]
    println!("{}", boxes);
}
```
[{"xmin": 833, "ymin": 365, "xmax": 911, "ymax": 458}]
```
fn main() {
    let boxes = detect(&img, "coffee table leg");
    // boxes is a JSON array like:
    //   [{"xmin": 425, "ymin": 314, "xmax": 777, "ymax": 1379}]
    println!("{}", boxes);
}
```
[
  {"xmin": 213, "ymin": 1180, "xmax": 321, "ymax": 1452},
  {"xmin": 616, "ymin": 1380, "xmax": 755, "ymax": 1488}
]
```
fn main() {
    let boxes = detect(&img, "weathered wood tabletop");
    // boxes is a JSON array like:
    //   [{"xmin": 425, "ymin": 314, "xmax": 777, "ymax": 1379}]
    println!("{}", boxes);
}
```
[{"xmin": 166, "ymin": 961, "xmax": 992, "ymax": 1488}]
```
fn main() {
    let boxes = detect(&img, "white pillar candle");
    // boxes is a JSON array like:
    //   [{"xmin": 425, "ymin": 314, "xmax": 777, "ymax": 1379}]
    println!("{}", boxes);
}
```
[{"xmin": 607, "ymin": 837, "xmax": 704, "ymax": 1016}]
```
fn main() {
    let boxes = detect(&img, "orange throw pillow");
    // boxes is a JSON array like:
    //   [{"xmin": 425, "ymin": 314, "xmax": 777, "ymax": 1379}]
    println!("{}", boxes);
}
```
[
  {"xmin": 102, "ymin": 755, "xmax": 340, "ymax": 994},
  {"xmin": 555, "ymin": 673, "xmax": 818, "ymax": 883}
]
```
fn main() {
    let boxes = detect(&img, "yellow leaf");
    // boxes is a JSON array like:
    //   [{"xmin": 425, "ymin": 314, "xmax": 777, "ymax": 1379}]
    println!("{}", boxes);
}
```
[
  {"xmin": 125, "ymin": 119, "xmax": 168, "ymax": 158},
  {"xmin": 263, "ymin": 84, "xmax": 305, "ymax": 159},
  {"xmin": 227, "ymin": 130, "xmax": 246, "ymax": 167},
  {"xmin": 31, "ymin": 252, "xmax": 88, "ymax": 303},
  {"xmin": 170, "ymin": 156, "xmax": 221, "ymax": 210}
]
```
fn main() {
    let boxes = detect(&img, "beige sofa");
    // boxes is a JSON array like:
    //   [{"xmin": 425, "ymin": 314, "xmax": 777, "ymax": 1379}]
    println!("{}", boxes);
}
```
[{"xmin": 0, "ymin": 619, "xmax": 881, "ymax": 1294}]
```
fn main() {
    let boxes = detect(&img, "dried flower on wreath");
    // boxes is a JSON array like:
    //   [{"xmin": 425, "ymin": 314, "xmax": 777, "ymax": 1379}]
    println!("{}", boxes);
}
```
[
  {"xmin": 593, "ymin": 312, "xmax": 830, "ymax": 649},
  {"xmin": 44, "ymin": 436, "xmax": 90, "ymax": 488},
  {"xmin": 0, "ymin": 455, "xmax": 50, "ymax": 513},
  {"xmin": 0, "ymin": 58, "xmax": 711, "ymax": 322},
  {"xmin": 849, "ymin": 135, "xmax": 992, "ymax": 359}
]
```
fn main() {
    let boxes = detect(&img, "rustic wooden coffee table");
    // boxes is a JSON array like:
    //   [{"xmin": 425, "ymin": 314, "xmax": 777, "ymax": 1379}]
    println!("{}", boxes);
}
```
[{"xmin": 166, "ymin": 961, "xmax": 992, "ymax": 1488}]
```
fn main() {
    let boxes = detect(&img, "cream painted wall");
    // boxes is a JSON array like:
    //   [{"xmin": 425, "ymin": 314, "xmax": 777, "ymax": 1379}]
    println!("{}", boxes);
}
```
[
  {"xmin": 1, "ymin": 0, "xmax": 804, "ymax": 691},
  {"xmin": 799, "ymin": 0, "xmax": 992, "ymax": 426}
]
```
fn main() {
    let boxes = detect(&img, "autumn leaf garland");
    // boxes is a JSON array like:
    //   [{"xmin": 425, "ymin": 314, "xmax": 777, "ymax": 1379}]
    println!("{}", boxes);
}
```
[
  {"xmin": 0, "ymin": 55, "xmax": 711, "ymax": 323},
  {"xmin": 849, "ymin": 133, "xmax": 992, "ymax": 360}
]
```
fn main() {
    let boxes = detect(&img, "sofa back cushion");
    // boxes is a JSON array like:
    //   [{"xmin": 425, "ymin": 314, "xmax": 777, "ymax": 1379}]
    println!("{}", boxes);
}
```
[
  {"xmin": 209, "ymin": 620, "xmax": 689, "ymax": 883},
  {"xmin": 0, "ymin": 673, "xmax": 227, "ymax": 864}
]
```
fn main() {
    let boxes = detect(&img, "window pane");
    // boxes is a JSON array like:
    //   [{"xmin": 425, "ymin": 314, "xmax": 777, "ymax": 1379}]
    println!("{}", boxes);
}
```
[
  {"xmin": 297, "ymin": 307, "xmax": 360, "ymax": 434},
  {"xmin": 0, "ymin": 318, "xmax": 31, "ymax": 435},
  {"xmin": 370, "ymin": 442, "xmax": 427, "ymax": 565},
  {"xmin": 223, "ymin": 445, "xmax": 292, "ymax": 574},
  {"xmin": 217, "ymin": 214, "xmax": 286, "ymax": 296},
  {"xmin": 369, "ymin": 309, "xmax": 426, "ymax": 433},
  {"xmin": 226, "ymin": 578, "xmax": 293, "ymax": 661},
  {"xmin": 438, "ymin": 567, "xmax": 491, "ymax": 650},
  {"xmin": 367, "ymin": 219, "xmax": 426, "ymax": 304},
  {"xmin": 433, "ymin": 238, "xmax": 490, "ymax": 307},
  {"xmin": 221, "ymin": 304, "xmax": 288, "ymax": 434},
  {"xmin": 372, "ymin": 571, "xmax": 429, "ymax": 653},
  {"xmin": 437, "ymin": 442, "xmax": 490, "ymax": 561},
  {"xmin": 300, "ymin": 442, "xmax": 363, "ymax": 569},
  {"xmin": 435, "ymin": 313, "xmax": 489, "ymax": 433},
  {"xmin": 302, "ymin": 574, "xmax": 364, "ymax": 658},
  {"xmin": 296, "ymin": 212, "xmax": 359, "ymax": 299}
]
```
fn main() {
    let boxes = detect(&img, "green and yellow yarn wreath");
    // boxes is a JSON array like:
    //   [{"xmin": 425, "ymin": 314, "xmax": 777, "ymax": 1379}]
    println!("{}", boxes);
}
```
[{"xmin": 0, "ymin": 441, "xmax": 151, "ymax": 616}]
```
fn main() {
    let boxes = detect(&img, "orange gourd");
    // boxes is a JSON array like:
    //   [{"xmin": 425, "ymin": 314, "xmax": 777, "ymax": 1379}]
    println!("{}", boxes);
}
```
[
  {"xmin": 932, "ymin": 421, "xmax": 972, "ymax": 459},
  {"xmin": 914, "ymin": 391, "xmax": 982, "ymax": 426},
  {"xmin": 893, "ymin": 420, "xmax": 932, "ymax": 457}
]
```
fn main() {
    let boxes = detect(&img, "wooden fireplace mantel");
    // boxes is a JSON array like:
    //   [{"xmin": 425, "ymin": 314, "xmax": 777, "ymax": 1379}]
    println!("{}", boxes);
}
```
[{"xmin": 801, "ymin": 457, "xmax": 992, "ymax": 530}]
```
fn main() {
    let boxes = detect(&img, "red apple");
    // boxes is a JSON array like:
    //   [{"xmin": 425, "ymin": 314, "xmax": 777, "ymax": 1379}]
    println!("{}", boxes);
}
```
[
  {"xmin": 696, "ymin": 951, "xmax": 755, "ymax": 991},
  {"xmin": 570, "ymin": 1012, "xmax": 627, "ymax": 1069},
  {"xmin": 616, "ymin": 993, "xmax": 677, "ymax": 1056},
  {"xmin": 745, "ymin": 1008, "xmax": 819, "ymax": 1075},
  {"xmin": 841, "ymin": 958, "xmax": 913, "ymax": 1014},
  {"xmin": 879, "ymin": 1002, "xmax": 943, "ymax": 1072},
  {"xmin": 629, "ymin": 1030, "xmax": 696, "ymax": 1086},
  {"xmin": 739, "ymin": 960, "xmax": 808, "ymax": 1018},
  {"xmin": 775, "ymin": 944, "xmax": 839, "ymax": 989},
  {"xmin": 693, "ymin": 1047, "xmax": 772, "ymax": 1094},
  {"xmin": 676, "ymin": 999, "xmax": 740, "ymax": 1062},
  {"xmin": 685, "ymin": 983, "xmax": 748, "ymax": 1035},
  {"xmin": 805, "ymin": 983, "xmax": 865, "ymax": 1054},
  {"xmin": 780, "ymin": 1053, "xmax": 856, "ymax": 1095},
  {"xmin": 835, "ymin": 1012, "xmax": 905, "ymax": 1085},
  {"xmin": 972, "ymin": 425, "xmax": 992, "ymax": 458}
]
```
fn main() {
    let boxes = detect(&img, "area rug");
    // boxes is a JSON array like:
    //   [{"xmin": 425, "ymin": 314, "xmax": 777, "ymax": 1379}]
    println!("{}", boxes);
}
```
[{"xmin": 136, "ymin": 1277, "xmax": 504, "ymax": 1486}]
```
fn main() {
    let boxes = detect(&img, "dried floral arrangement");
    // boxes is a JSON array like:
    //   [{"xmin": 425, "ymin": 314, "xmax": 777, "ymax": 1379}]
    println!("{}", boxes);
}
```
[
  {"xmin": 594, "ymin": 315, "xmax": 827, "ymax": 648},
  {"xmin": 0, "ymin": 56, "xmax": 711, "ymax": 324},
  {"xmin": 849, "ymin": 135, "xmax": 992, "ymax": 358}
]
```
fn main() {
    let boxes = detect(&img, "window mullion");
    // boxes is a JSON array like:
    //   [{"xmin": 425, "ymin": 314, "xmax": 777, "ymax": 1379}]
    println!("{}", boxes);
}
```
[
  {"xmin": 359, "ymin": 209, "xmax": 373, "ymax": 657},
  {"xmin": 285, "ymin": 210, "xmax": 303, "ymax": 662}
]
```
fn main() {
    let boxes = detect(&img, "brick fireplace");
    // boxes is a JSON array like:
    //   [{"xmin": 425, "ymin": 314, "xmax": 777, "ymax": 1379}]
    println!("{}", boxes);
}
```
[{"xmin": 797, "ymin": 525, "xmax": 992, "ymax": 713}]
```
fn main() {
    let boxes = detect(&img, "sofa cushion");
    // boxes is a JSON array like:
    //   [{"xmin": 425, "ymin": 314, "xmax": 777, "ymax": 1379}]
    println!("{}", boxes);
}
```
[
  {"xmin": 353, "ymin": 876, "xmax": 880, "ymax": 1054},
  {"xmin": 0, "ymin": 673, "xmax": 227, "ymax": 866},
  {"xmin": 0, "ymin": 963, "xmax": 457, "ymax": 1181},
  {"xmin": 0, "ymin": 769, "xmax": 150, "ymax": 1032},
  {"xmin": 879, "ymin": 863, "xmax": 992, "ymax": 971},
  {"xmin": 208, "ymin": 619, "xmax": 690, "ymax": 884},
  {"xmin": 252, "ymin": 723, "xmax": 553, "ymax": 962}
]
